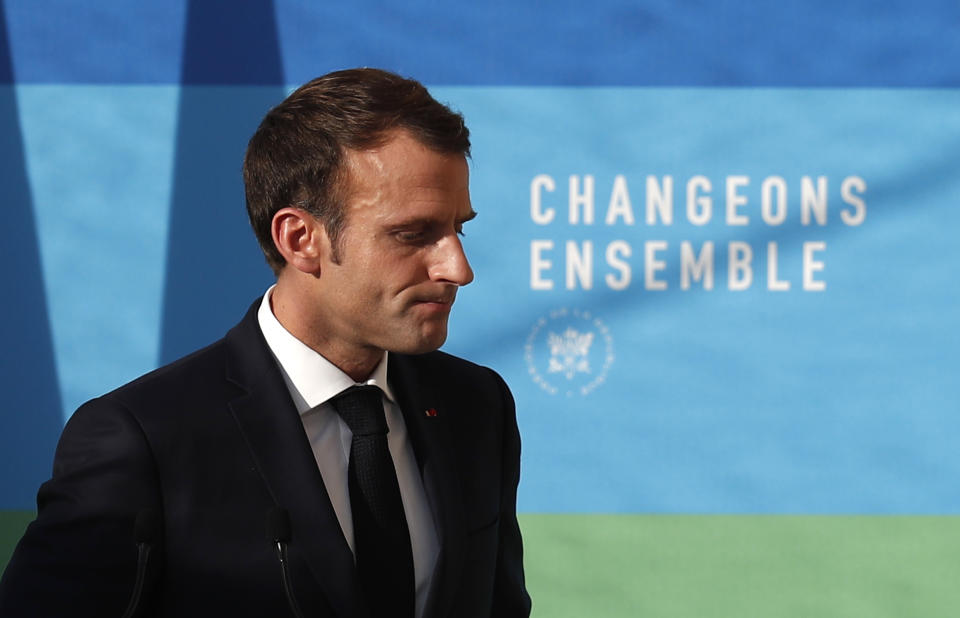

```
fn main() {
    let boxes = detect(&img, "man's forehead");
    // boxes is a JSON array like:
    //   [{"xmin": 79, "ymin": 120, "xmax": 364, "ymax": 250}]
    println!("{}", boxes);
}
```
[{"xmin": 342, "ymin": 135, "xmax": 469, "ymax": 195}]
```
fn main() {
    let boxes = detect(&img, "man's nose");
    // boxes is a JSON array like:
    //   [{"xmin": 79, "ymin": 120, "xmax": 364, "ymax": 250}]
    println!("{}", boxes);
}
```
[{"xmin": 430, "ymin": 235, "xmax": 474, "ymax": 286}]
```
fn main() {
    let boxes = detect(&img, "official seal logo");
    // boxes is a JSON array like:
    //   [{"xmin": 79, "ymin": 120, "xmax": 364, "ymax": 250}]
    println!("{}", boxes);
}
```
[{"xmin": 524, "ymin": 308, "xmax": 614, "ymax": 396}]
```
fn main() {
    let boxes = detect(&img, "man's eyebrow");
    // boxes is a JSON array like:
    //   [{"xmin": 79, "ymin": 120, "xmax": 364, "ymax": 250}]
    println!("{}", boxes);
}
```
[{"xmin": 385, "ymin": 210, "xmax": 477, "ymax": 229}]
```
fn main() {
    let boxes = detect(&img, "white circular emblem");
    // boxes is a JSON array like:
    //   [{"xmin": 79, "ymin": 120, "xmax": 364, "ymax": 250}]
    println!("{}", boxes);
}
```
[{"xmin": 524, "ymin": 308, "xmax": 614, "ymax": 397}]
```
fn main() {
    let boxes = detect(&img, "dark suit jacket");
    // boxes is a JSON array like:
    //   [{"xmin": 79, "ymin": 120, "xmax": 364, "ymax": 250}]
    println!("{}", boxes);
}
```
[{"xmin": 0, "ymin": 301, "xmax": 531, "ymax": 617}]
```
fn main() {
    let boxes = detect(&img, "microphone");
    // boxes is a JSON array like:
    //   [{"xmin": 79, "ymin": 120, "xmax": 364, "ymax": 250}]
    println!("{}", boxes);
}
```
[
  {"xmin": 266, "ymin": 507, "xmax": 306, "ymax": 618},
  {"xmin": 121, "ymin": 509, "xmax": 159, "ymax": 618}
]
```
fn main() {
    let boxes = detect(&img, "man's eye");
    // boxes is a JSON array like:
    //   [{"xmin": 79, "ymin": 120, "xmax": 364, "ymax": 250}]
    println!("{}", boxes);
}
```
[{"xmin": 396, "ymin": 231, "xmax": 426, "ymax": 243}]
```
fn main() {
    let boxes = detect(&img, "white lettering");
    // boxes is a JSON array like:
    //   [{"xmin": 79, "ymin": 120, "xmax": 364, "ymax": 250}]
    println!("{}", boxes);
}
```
[
  {"xmin": 766, "ymin": 241, "xmax": 789, "ymax": 291},
  {"xmin": 645, "ymin": 175, "xmax": 673, "ymax": 225},
  {"xmin": 644, "ymin": 241, "xmax": 668, "ymax": 291},
  {"xmin": 801, "ymin": 176, "xmax": 828, "ymax": 225},
  {"xmin": 728, "ymin": 241, "xmax": 753, "ymax": 290},
  {"xmin": 568, "ymin": 175, "xmax": 595, "ymax": 225},
  {"xmin": 760, "ymin": 176, "xmax": 788, "ymax": 226},
  {"xmin": 680, "ymin": 241, "xmax": 714, "ymax": 290},
  {"xmin": 530, "ymin": 240, "xmax": 554, "ymax": 290},
  {"xmin": 530, "ymin": 174, "xmax": 556, "ymax": 225},
  {"xmin": 802, "ymin": 241, "xmax": 826, "ymax": 291},
  {"xmin": 686, "ymin": 175, "xmax": 713, "ymax": 225},
  {"xmin": 605, "ymin": 240, "xmax": 632, "ymax": 290},
  {"xmin": 605, "ymin": 175, "xmax": 635, "ymax": 225},
  {"xmin": 725, "ymin": 175, "xmax": 750, "ymax": 225},
  {"xmin": 566, "ymin": 240, "xmax": 593, "ymax": 289},
  {"xmin": 840, "ymin": 175, "xmax": 867, "ymax": 226}
]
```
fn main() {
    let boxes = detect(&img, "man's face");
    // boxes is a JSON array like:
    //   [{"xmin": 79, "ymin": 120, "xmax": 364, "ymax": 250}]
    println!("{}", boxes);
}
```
[{"xmin": 312, "ymin": 130, "xmax": 475, "ymax": 360}]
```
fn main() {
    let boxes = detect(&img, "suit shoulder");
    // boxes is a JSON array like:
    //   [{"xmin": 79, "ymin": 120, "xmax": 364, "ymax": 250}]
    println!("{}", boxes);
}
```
[
  {"xmin": 398, "ymin": 349, "xmax": 507, "ymax": 388},
  {"xmin": 98, "ymin": 337, "xmax": 233, "ymax": 411},
  {"xmin": 392, "ymin": 350, "xmax": 515, "ymax": 420}
]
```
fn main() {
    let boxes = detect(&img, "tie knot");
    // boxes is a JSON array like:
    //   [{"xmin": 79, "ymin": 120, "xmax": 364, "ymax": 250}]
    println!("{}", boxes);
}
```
[{"xmin": 330, "ymin": 385, "xmax": 387, "ymax": 436}]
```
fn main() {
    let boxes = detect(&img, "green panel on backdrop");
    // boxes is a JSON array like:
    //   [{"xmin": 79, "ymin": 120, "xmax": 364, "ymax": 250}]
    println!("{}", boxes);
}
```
[
  {"xmin": 5, "ymin": 510, "xmax": 958, "ymax": 615},
  {"xmin": 0, "ymin": 511, "xmax": 33, "ymax": 573},
  {"xmin": 519, "ymin": 514, "xmax": 960, "ymax": 618}
]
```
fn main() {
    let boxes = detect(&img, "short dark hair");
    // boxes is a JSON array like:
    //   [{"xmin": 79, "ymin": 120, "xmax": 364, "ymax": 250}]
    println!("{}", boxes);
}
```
[{"xmin": 243, "ymin": 68, "xmax": 471, "ymax": 273}]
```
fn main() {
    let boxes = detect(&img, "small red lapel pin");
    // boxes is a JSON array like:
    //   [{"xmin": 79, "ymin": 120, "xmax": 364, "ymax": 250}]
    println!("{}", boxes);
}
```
[{"xmin": 424, "ymin": 408, "xmax": 438, "ymax": 417}]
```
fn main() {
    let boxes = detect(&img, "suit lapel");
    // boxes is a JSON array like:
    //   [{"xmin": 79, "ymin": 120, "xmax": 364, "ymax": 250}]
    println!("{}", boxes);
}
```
[
  {"xmin": 389, "ymin": 354, "xmax": 467, "ymax": 618},
  {"xmin": 223, "ymin": 302, "xmax": 362, "ymax": 617}
]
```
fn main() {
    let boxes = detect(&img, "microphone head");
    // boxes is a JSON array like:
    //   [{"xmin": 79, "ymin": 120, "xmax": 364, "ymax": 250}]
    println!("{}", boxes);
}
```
[
  {"xmin": 133, "ymin": 508, "xmax": 160, "ymax": 545},
  {"xmin": 266, "ymin": 506, "xmax": 292, "ymax": 543}
]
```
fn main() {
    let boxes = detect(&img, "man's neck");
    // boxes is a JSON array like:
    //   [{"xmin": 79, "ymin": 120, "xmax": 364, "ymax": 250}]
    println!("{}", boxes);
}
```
[{"xmin": 269, "ymin": 281, "xmax": 382, "ymax": 382}]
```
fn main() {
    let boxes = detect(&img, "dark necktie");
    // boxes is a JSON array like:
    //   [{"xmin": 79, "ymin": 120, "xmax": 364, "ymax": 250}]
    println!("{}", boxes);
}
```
[{"xmin": 330, "ymin": 385, "xmax": 415, "ymax": 618}]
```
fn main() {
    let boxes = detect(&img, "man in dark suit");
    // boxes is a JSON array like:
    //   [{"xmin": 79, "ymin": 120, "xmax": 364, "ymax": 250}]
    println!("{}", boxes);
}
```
[{"xmin": 0, "ymin": 69, "xmax": 531, "ymax": 617}]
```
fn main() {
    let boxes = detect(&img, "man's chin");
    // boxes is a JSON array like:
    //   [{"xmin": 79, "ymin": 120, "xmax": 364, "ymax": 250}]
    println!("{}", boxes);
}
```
[{"xmin": 391, "ymin": 325, "xmax": 448, "ymax": 355}]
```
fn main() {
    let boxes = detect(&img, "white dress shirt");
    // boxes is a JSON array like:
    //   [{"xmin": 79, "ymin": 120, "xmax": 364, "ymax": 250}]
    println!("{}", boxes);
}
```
[{"xmin": 257, "ymin": 287, "xmax": 438, "ymax": 617}]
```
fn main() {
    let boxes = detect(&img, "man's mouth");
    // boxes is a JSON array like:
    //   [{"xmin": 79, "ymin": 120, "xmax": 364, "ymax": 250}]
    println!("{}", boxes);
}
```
[
  {"xmin": 413, "ymin": 293, "xmax": 457, "ymax": 311},
  {"xmin": 417, "ymin": 298, "xmax": 452, "ymax": 306}
]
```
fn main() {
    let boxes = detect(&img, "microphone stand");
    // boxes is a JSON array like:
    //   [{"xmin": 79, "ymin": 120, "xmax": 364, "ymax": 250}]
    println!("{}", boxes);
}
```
[
  {"xmin": 267, "ymin": 507, "xmax": 306, "ymax": 618},
  {"xmin": 121, "ymin": 509, "xmax": 158, "ymax": 618}
]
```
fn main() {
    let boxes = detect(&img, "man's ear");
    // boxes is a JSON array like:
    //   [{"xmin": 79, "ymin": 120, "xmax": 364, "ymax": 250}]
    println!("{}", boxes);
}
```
[{"xmin": 271, "ymin": 207, "xmax": 330, "ymax": 274}]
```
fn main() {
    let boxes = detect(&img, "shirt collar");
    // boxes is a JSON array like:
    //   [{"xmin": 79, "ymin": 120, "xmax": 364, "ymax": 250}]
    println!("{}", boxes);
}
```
[{"xmin": 256, "ymin": 286, "xmax": 395, "ymax": 413}]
